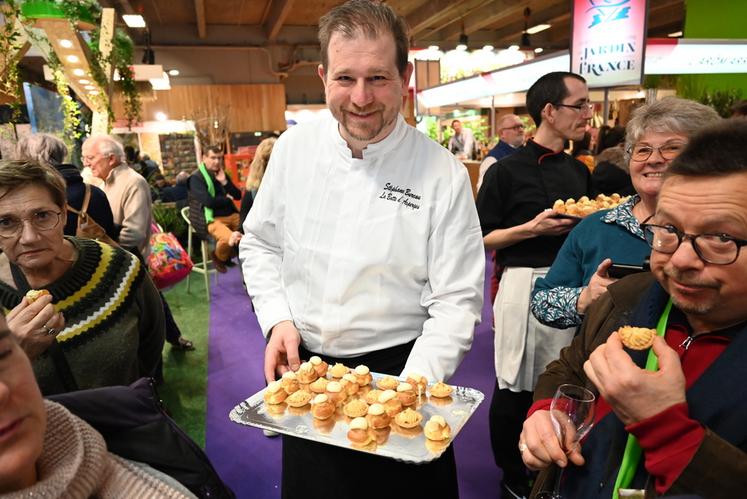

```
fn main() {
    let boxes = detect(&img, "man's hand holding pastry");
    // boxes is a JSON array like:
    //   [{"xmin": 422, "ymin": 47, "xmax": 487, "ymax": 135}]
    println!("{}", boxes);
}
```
[
  {"xmin": 583, "ymin": 332, "xmax": 686, "ymax": 425},
  {"xmin": 519, "ymin": 409, "xmax": 586, "ymax": 471},
  {"xmin": 265, "ymin": 320, "xmax": 301, "ymax": 383},
  {"xmin": 6, "ymin": 292, "xmax": 65, "ymax": 360}
]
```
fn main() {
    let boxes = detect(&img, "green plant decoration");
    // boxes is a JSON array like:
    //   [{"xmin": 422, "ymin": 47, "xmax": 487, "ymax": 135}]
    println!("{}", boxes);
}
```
[
  {"xmin": 48, "ymin": 53, "xmax": 81, "ymax": 146},
  {"xmin": 153, "ymin": 202, "xmax": 187, "ymax": 238},
  {"xmin": 0, "ymin": 0, "xmax": 23, "ymax": 119}
]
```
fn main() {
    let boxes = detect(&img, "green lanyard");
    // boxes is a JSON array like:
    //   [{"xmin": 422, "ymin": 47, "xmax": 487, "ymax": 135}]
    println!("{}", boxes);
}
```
[{"xmin": 611, "ymin": 299, "xmax": 673, "ymax": 499}]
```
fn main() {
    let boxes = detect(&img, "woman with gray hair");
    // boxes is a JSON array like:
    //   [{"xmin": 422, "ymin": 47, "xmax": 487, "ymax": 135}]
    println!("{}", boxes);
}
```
[
  {"xmin": 531, "ymin": 96, "xmax": 721, "ymax": 328},
  {"xmin": 15, "ymin": 133, "xmax": 116, "ymax": 241}
]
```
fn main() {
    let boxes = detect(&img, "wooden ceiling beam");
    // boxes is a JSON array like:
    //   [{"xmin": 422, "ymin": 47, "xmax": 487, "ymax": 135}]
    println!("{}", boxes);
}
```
[
  {"xmin": 406, "ymin": 0, "xmax": 495, "ymax": 38},
  {"xmin": 263, "ymin": 0, "xmax": 295, "ymax": 42},
  {"xmin": 194, "ymin": 0, "xmax": 206, "ymax": 39}
]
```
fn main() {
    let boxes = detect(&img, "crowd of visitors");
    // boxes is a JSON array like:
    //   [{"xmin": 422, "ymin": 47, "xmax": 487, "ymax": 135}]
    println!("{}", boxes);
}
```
[{"xmin": 1, "ymin": 1, "xmax": 746, "ymax": 498}]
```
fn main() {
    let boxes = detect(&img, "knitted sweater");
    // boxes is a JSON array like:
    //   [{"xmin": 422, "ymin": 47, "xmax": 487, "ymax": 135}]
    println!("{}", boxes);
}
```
[
  {"xmin": 0, "ymin": 238, "xmax": 165, "ymax": 395},
  {"xmin": 2, "ymin": 401, "xmax": 193, "ymax": 498}
]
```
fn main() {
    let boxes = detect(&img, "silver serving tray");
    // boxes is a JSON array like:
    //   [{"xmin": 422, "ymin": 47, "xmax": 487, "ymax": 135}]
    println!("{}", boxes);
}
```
[{"xmin": 229, "ymin": 373, "xmax": 484, "ymax": 463}]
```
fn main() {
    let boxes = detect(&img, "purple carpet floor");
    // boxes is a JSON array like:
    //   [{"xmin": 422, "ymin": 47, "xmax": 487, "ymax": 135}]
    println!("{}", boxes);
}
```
[{"xmin": 205, "ymin": 255, "xmax": 503, "ymax": 498}]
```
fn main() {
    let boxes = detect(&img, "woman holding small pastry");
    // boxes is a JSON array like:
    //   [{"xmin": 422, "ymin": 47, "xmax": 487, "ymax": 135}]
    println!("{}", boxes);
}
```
[{"xmin": 0, "ymin": 160, "xmax": 165, "ymax": 395}]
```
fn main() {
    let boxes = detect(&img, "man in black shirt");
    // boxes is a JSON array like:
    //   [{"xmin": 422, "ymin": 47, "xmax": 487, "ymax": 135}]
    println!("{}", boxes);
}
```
[
  {"xmin": 476, "ymin": 71, "xmax": 592, "ymax": 498},
  {"xmin": 189, "ymin": 145, "xmax": 242, "ymax": 272}
]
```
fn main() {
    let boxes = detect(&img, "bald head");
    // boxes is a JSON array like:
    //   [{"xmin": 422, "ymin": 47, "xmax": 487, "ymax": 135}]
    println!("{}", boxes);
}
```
[{"xmin": 497, "ymin": 114, "xmax": 525, "ymax": 148}]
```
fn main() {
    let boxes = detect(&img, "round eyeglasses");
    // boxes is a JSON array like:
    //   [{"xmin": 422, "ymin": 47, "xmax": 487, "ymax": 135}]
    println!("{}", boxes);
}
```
[
  {"xmin": 0, "ymin": 210, "xmax": 62, "ymax": 238},
  {"xmin": 641, "ymin": 223, "xmax": 747, "ymax": 265},
  {"xmin": 628, "ymin": 142, "xmax": 687, "ymax": 162},
  {"xmin": 500, "ymin": 124, "xmax": 525, "ymax": 132}
]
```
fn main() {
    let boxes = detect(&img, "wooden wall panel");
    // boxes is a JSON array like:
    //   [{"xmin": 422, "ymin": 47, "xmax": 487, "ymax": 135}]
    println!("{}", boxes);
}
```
[{"xmin": 112, "ymin": 83, "xmax": 287, "ymax": 132}]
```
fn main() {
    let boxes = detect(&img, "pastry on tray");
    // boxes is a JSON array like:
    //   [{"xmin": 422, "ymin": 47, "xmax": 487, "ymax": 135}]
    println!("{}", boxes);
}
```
[
  {"xmin": 309, "ymin": 355, "xmax": 328, "ymax": 377},
  {"xmin": 347, "ymin": 417, "xmax": 375, "ymax": 448},
  {"xmin": 424, "ymin": 415, "xmax": 452, "ymax": 442},
  {"xmin": 396, "ymin": 382, "xmax": 417, "ymax": 406},
  {"xmin": 325, "ymin": 381, "xmax": 345, "ymax": 406},
  {"xmin": 343, "ymin": 398, "xmax": 369, "ymax": 418},
  {"xmin": 263, "ymin": 381, "xmax": 288, "ymax": 405},
  {"xmin": 296, "ymin": 361, "xmax": 319, "ymax": 384},
  {"xmin": 366, "ymin": 403, "xmax": 391, "ymax": 429},
  {"xmin": 364, "ymin": 389, "xmax": 383, "ymax": 405},
  {"xmin": 281, "ymin": 371, "xmax": 300, "ymax": 394},
  {"xmin": 378, "ymin": 389, "xmax": 403, "ymax": 417},
  {"xmin": 353, "ymin": 365, "xmax": 373, "ymax": 386},
  {"xmin": 341, "ymin": 373, "xmax": 360, "ymax": 396},
  {"xmin": 616, "ymin": 325, "xmax": 656, "ymax": 350},
  {"xmin": 406, "ymin": 372, "xmax": 428, "ymax": 395},
  {"xmin": 376, "ymin": 375, "xmax": 399, "ymax": 391},
  {"xmin": 329, "ymin": 362, "xmax": 349, "ymax": 379},
  {"xmin": 311, "ymin": 394, "xmax": 336, "ymax": 420},
  {"xmin": 429, "ymin": 381, "xmax": 453, "ymax": 398},
  {"xmin": 309, "ymin": 376, "xmax": 329, "ymax": 394},
  {"xmin": 393, "ymin": 407, "xmax": 423, "ymax": 429},
  {"xmin": 285, "ymin": 389, "xmax": 312, "ymax": 408}
]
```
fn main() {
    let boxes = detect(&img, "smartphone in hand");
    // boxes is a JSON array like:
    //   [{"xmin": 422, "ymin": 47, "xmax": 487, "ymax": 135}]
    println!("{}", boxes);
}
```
[{"xmin": 608, "ymin": 261, "xmax": 649, "ymax": 279}]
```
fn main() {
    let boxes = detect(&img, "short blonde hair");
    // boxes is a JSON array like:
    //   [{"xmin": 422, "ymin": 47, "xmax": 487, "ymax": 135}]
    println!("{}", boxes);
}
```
[{"xmin": 0, "ymin": 160, "xmax": 66, "ymax": 208}]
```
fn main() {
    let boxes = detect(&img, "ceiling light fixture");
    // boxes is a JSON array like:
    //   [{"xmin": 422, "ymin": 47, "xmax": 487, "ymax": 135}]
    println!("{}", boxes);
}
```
[
  {"xmin": 59, "ymin": 39, "xmax": 73, "ymax": 48},
  {"xmin": 521, "ymin": 8, "xmax": 532, "ymax": 48},
  {"xmin": 123, "ymin": 14, "xmax": 146, "ymax": 28},
  {"xmin": 79, "ymin": 79, "xmax": 90, "ymax": 84},
  {"xmin": 534, "ymin": 47, "xmax": 544, "ymax": 54},
  {"xmin": 526, "ymin": 23, "xmax": 551, "ymax": 35},
  {"xmin": 66, "ymin": 55, "xmax": 79, "ymax": 63},
  {"xmin": 668, "ymin": 31, "xmax": 683, "ymax": 37},
  {"xmin": 72, "ymin": 68, "xmax": 85, "ymax": 76},
  {"xmin": 508, "ymin": 45, "xmax": 520, "ymax": 51},
  {"xmin": 142, "ymin": 29, "xmax": 155, "ymax": 64},
  {"xmin": 168, "ymin": 69, "xmax": 180, "ymax": 76},
  {"xmin": 428, "ymin": 45, "xmax": 439, "ymax": 51},
  {"xmin": 482, "ymin": 44, "xmax": 494, "ymax": 51},
  {"xmin": 457, "ymin": 33, "xmax": 468, "ymax": 51}
]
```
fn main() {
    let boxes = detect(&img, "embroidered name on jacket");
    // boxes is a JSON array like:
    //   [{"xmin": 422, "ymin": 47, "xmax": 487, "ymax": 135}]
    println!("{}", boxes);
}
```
[{"xmin": 378, "ymin": 182, "xmax": 422, "ymax": 210}]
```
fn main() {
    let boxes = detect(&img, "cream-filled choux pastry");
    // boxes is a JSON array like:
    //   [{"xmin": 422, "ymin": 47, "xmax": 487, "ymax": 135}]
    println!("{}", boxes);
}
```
[
  {"xmin": 263, "ymin": 381, "xmax": 288, "ymax": 405},
  {"xmin": 308, "ymin": 355, "xmax": 329, "ymax": 377},
  {"xmin": 347, "ymin": 417, "xmax": 375, "ymax": 447},
  {"xmin": 376, "ymin": 375, "xmax": 399, "ymax": 391},
  {"xmin": 296, "ymin": 361, "xmax": 318, "ymax": 384},
  {"xmin": 396, "ymin": 382, "xmax": 417, "ymax": 406},
  {"xmin": 367, "ymin": 403, "xmax": 391, "ymax": 429},
  {"xmin": 429, "ymin": 381, "xmax": 453, "ymax": 398},
  {"xmin": 424, "ymin": 415, "xmax": 451, "ymax": 441},
  {"xmin": 378, "ymin": 389, "xmax": 402, "ymax": 417},
  {"xmin": 353, "ymin": 365, "xmax": 373, "ymax": 386},
  {"xmin": 311, "ymin": 394, "xmax": 336, "ymax": 420},
  {"xmin": 406, "ymin": 372, "xmax": 428, "ymax": 396},
  {"xmin": 308, "ymin": 376, "xmax": 329, "ymax": 394},
  {"xmin": 341, "ymin": 373, "xmax": 360, "ymax": 396},
  {"xmin": 281, "ymin": 371, "xmax": 300, "ymax": 394},
  {"xmin": 329, "ymin": 362, "xmax": 349, "ymax": 379},
  {"xmin": 325, "ymin": 381, "xmax": 345, "ymax": 406}
]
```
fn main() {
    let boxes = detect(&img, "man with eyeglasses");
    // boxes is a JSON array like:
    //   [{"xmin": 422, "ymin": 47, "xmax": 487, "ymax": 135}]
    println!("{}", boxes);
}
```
[
  {"xmin": 476, "ymin": 71, "xmax": 593, "ymax": 499},
  {"xmin": 477, "ymin": 113, "xmax": 525, "ymax": 191},
  {"xmin": 520, "ymin": 119, "xmax": 747, "ymax": 498}
]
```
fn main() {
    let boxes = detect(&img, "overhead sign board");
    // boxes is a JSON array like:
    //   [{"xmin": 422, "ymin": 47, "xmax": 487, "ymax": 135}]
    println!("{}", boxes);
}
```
[{"xmin": 571, "ymin": 0, "xmax": 648, "ymax": 87}]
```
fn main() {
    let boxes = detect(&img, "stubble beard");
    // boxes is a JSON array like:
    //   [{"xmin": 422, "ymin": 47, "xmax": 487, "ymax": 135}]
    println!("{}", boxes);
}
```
[{"xmin": 339, "ymin": 107, "xmax": 395, "ymax": 143}]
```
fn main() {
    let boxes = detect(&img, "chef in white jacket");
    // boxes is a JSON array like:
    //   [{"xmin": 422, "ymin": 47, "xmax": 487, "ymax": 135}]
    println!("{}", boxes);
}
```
[{"xmin": 239, "ymin": 1, "xmax": 484, "ymax": 497}]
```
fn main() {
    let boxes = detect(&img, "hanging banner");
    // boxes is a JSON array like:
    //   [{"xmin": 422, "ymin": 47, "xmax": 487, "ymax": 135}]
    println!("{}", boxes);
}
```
[{"xmin": 571, "ymin": 0, "xmax": 648, "ymax": 88}]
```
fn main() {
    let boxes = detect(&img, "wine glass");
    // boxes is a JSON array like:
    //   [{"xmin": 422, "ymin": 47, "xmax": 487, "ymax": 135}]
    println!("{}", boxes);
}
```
[{"xmin": 538, "ymin": 384, "xmax": 596, "ymax": 499}]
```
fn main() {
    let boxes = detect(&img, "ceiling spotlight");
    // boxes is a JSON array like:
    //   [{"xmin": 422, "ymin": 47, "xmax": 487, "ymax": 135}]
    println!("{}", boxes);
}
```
[
  {"xmin": 668, "ymin": 31, "xmax": 683, "ymax": 37},
  {"xmin": 168, "ymin": 69, "xmax": 180, "ymax": 76},
  {"xmin": 482, "ymin": 44, "xmax": 494, "ymax": 51},
  {"xmin": 79, "ymin": 79, "xmax": 90, "ymax": 84},
  {"xmin": 155, "ymin": 111, "xmax": 168, "ymax": 121},
  {"xmin": 66, "ymin": 55, "xmax": 79, "ymax": 63},
  {"xmin": 526, "ymin": 24, "xmax": 551, "ymax": 35},
  {"xmin": 508, "ymin": 44, "xmax": 520, "ymax": 51},
  {"xmin": 534, "ymin": 47, "xmax": 544, "ymax": 54},
  {"xmin": 428, "ymin": 45, "xmax": 439, "ymax": 51},
  {"xmin": 84, "ymin": 85, "xmax": 95, "ymax": 90},
  {"xmin": 123, "ymin": 14, "xmax": 146, "ymax": 28},
  {"xmin": 72, "ymin": 68, "xmax": 85, "ymax": 76},
  {"xmin": 59, "ymin": 39, "xmax": 73, "ymax": 48},
  {"xmin": 89, "ymin": 90, "xmax": 100, "ymax": 95}
]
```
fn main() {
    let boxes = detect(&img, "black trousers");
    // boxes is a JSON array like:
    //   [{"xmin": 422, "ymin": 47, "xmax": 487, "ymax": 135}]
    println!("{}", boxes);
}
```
[
  {"xmin": 489, "ymin": 382, "xmax": 534, "ymax": 485},
  {"xmin": 280, "ymin": 342, "xmax": 459, "ymax": 499}
]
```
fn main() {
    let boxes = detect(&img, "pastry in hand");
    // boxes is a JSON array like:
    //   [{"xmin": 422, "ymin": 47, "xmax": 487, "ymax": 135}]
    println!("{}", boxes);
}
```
[
  {"xmin": 296, "ymin": 361, "xmax": 318, "ymax": 384},
  {"xmin": 285, "ymin": 389, "xmax": 312, "ymax": 408},
  {"xmin": 406, "ymin": 372, "xmax": 428, "ymax": 396},
  {"xmin": 263, "ymin": 381, "xmax": 288, "ymax": 405},
  {"xmin": 347, "ymin": 417, "xmax": 375, "ymax": 447},
  {"xmin": 281, "ymin": 371, "xmax": 300, "ymax": 394},
  {"xmin": 366, "ymin": 403, "xmax": 391, "ymax": 429},
  {"xmin": 325, "ymin": 381, "xmax": 345, "ymax": 406},
  {"xmin": 343, "ymin": 398, "xmax": 369, "ymax": 418},
  {"xmin": 353, "ymin": 365, "xmax": 373, "ymax": 386},
  {"xmin": 311, "ymin": 394, "xmax": 336, "ymax": 420},
  {"xmin": 424, "ymin": 415, "xmax": 451, "ymax": 441},
  {"xmin": 376, "ymin": 375, "xmax": 399, "ymax": 391},
  {"xmin": 309, "ymin": 376, "xmax": 329, "ymax": 394},
  {"xmin": 364, "ymin": 389, "xmax": 383, "ymax": 405},
  {"xmin": 429, "ymin": 381, "xmax": 453, "ymax": 398},
  {"xmin": 329, "ymin": 362, "xmax": 349, "ymax": 379},
  {"xmin": 309, "ymin": 355, "xmax": 328, "ymax": 377},
  {"xmin": 617, "ymin": 325, "xmax": 656, "ymax": 350},
  {"xmin": 396, "ymin": 382, "xmax": 417, "ymax": 406},
  {"xmin": 377, "ymin": 389, "xmax": 402, "ymax": 417},
  {"xmin": 394, "ymin": 407, "xmax": 423, "ymax": 429},
  {"xmin": 25, "ymin": 289, "xmax": 50, "ymax": 303},
  {"xmin": 341, "ymin": 373, "xmax": 360, "ymax": 396}
]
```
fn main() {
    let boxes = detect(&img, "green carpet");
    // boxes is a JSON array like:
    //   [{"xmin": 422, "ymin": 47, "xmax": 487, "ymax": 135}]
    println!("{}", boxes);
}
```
[{"xmin": 158, "ymin": 274, "xmax": 211, "ymax": 447}]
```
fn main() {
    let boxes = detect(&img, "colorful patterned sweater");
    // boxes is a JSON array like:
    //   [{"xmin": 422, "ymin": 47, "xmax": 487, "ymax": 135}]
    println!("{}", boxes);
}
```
[{"xmin": 0, "ymin": 237, "xmax": 165, "ymax": 395}]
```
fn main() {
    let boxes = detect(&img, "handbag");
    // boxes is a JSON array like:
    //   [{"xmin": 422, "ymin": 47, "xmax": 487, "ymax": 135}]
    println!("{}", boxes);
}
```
[
  {"xmin": 146, "ymin": 222, "xmax": 193, "ymax": 289},
  {"xmin": 66, "ymin": 184, "xmax": 119, "ymax": 247}
]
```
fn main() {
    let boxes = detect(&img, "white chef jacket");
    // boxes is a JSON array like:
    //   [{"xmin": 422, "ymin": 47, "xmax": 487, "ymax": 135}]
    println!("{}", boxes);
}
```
[{"xmin": 239, "ymin": 114, "xmax": 485, "ymax": 382}]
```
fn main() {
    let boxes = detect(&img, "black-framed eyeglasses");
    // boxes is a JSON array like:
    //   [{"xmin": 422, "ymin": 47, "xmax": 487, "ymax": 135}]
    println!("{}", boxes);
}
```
[
  {"xmin": 554, "ymin": 102, "xmax": 594, "ymax": 114},
  {"xmin": 0, "ymin": 211, "xmax": 62, "ymax": 239},
  {"xmin": 641, "ymin": 223, "xmax": 747, "ymax": 265},
  {"xmin": 500, "ymin": 124, "xmax": 525, "ymax": 132},
  {"xmin": 627, "ymin": 142, "xmax": 687, "ymax": 162}
]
